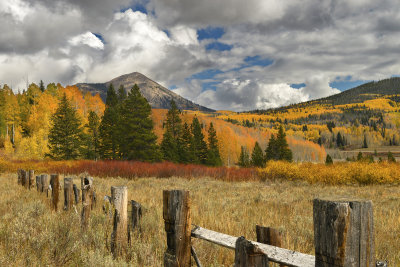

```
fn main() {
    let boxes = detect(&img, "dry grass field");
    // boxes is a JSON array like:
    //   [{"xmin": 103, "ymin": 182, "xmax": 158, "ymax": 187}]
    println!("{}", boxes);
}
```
[{"xmin": 0, "ymin": 173, "xmax": 399, "ymax": 266}]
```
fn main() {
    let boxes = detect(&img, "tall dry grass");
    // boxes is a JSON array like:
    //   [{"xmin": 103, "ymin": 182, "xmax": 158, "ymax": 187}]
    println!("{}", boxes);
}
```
[{"xmin": 0, "ymin": 173, "xmax": 399, "ymax": 266}]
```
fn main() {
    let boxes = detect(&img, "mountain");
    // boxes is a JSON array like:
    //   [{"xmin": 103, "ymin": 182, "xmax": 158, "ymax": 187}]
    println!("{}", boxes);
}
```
[{"xmin": 76, "ymin": 72, "xmax": 214, "ymax": 112}]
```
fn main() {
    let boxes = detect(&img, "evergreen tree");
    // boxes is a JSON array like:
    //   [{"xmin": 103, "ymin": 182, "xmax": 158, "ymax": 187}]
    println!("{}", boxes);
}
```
[
  {"xmin": 251, "ymin": 141, "xmax": 265, "ymax": 167},
  {"xmin": 48, "ymin": 93, "xmax": 83, "ymax": 160},
  {"xmin": 160, "ymin": 100, "xmax": 182, "ymax": 162},
  {"xmin": 83, "ymin": 111, "xmax": 100, "ymax": 160},
  {"xmin": 119, "ymin": 84, "xmax": 160, "ymax": 161},
  {"xmin": 39, "ymin": 80, "xmax": 45, "ymax": 92},
  {"xmin": 357, "ymin": 152, "xmax": 363, "ymax": 161},
  {"xmin": 363, "ymin": 135, "xmax": 368, "ymax": 148},
  {"xmin": 265, "ymin": 134, "xmax": 277, "ymax": 161},
  {"xmin": 206, "ymin": 122, "xmax": 222, "ymax": 166},
  {"xmin": 325, "ymin": 154, "xmax": 333, "ymax": 165},
  {"xmin": 238, "ymin": 146, "xmax": 250, "ymax": 167},
  {"xmin": 117, "ymin": 85, "xmax": 127, "ymax": 102},
  {"xmin": 191, "ymin": 116, "xmax": 208, "ymax": 164},
  {"xmin": 99, "ymin": 84, "xmax": 119, "ymax": 159},
  {"xmin": 180, "ymin": 122, "xmax": 195, "ymax": 163},
  {"xmin": 275, "ymin": 125, "xmax": 293, "ymax": 162},
  {"xmin": 336, "ymin": 132, "xmax": 344, "ymax": 148}
]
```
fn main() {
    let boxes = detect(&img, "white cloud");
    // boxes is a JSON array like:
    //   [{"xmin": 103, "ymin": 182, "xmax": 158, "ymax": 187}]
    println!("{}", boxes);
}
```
[{"xmin": 69, "ymin": 32, "xmax": 104, "ymax": 50}]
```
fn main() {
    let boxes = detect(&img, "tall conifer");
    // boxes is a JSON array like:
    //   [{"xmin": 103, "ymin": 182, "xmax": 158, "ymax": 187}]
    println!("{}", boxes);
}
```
[
  {"xmin": 251, "ymin": 141, "xmax": 265, "ymax": 167},
  {"xmin": 99, "ymin": 84, "xmax": 119, "ymax": 159},
  {"xmin": 191, "ymin": 116, "xmax": 208, "ymax": 164},
  {"xmin": 206, "ymin": 122, "xmax": 222, "ymax": 166},
  {"xmin": 48, "ymin": 93, "xmax": 83, "ymax": 160},
  {"xmin": 160, "ymin": 100, "xmax": 182, "ymax": 162},
  {"xmin": 180, "ymin": 122, "xmax": 195, "ymax": 163},
  {"xmin": 119, "ymin": 84, "xmax": 160, "ymax": 161}
]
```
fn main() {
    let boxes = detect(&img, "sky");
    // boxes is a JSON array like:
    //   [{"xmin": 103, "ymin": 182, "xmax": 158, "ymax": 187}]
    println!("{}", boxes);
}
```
[{"xmin": 1, "ymin": 0, "xmax": 400, "ymax": 111}]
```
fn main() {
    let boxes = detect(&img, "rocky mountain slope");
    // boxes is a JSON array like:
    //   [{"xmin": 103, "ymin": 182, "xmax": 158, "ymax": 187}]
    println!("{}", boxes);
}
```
[{"xmin": 76, "ymin": 72, "xmax": 214, "ymax": 112}]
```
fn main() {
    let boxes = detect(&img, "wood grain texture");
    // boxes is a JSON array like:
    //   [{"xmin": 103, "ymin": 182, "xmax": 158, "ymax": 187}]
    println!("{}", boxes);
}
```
[
  {"xmin": 313, "ymin": 199, "xmax": 375, "ymax": 267},
  {"xmin": 163, "ymin": 190, "xmax": 191, "ymax": 267},
  {"xmin": 50, "ymin": 174, "xmax": 59, "ymax": 211},
  {"xmin": 111, "ymin": 186, "xmax": 128, "ymax": 259},
  {"xmin": 235, "ymin": 236, "xmax": 269, "ymax": 267},
  {"xmin": 63, "ymin": 178, "xmax": 73, "ymax": 211}
]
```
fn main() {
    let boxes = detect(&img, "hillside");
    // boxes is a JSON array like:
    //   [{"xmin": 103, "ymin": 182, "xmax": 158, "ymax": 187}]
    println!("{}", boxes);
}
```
[
  {"xmin": 217, "ymin": 78, "xmax": 400, "ymax": 159},
  {"xmin": 76, "ymin": 72, "xmax": 214, "ymax": 112}
]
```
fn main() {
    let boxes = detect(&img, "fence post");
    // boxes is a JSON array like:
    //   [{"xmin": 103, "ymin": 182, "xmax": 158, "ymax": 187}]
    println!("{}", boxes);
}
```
[
  {"xmin": 50, "ymin": 174, "xmax": 60, "ymax": 211},
  {"xmin": 313, "ymin": 199, "xmax": 375, "ymax": 267},
  {"xmin": 82, "ymin": 176, "xmax": 95, "ymax": 209},
  {"xmin": 131, "ymin": 200, "xmax": 142, "ymax": 232},
  {"xmin": 81, "ymin": 183, "xmax": 92, "ymax": 228},
  {"xmin": 111, "ymin": 186, "xmax": 128, "ymax": 259},
  {"xmin": 163, "ymin": 190, "xmax": 191, "ymax": 267},
  {"xmin": 17, "ymin": 169, "xmax": 22, "ymax": 185},
  {"xmin": 40, "ymin": 174, "xmax": 49, "ymax": 197},
  {"xmin": 234, "ymin": 236, "xmax": 269, "ymax": 267},
  {"xmin": 256, "ymin": 226, "xmax": 285, "ymax": 267},
  {"xmin": 28, "ymin": 170, "xmax": 35, "ymax": 189},
  {"xmin": 36, "ymin": 175, "xmax": 41, "ymax": 191},
  {"xmin": 64, "ymin": 178, "xmax": 74, "ymax": 211},
  {"xmin": 73, "ymin": 184, "xmax": 80, "ymax": 204}
]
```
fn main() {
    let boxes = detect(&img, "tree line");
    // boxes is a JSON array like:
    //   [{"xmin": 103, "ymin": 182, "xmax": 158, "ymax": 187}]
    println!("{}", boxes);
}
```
[
  {"xmin": 48, "ymin": 83, "xmax": 222, "ymax": 166},
  {"xmin": 237, "ymin": 125, "xmax": 292, "ymax": 167}
]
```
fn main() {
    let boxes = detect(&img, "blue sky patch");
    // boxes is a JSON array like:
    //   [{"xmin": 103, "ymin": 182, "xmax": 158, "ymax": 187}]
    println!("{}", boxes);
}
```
[
  {"xmin": 329, "ymin": 76, "xmax": 369, "ymax": 91},
  {"xmin": 190, "ymin": 69, "xmax": 224, "ymax": 80},
  {"xmin": 205, "ymin": 42, "xmax": 233, "ymax": 51},
  {"xmin": 93, "ymin": 33, "xmax": 105, "ymax": 43},
  {"xmin": 197, "ymin": 27, "xmax": 225, "ymax": 40},
  {"xmin": 121, "ymin": 1, "xmax": 148, "ymax": 14},
  {"xmin": 244, "ymin": 56, "xmax": 274, "ymax": 67},
  {"xmin": 290, "ymin": 83, "xmax": 306, "ymax": 89}
]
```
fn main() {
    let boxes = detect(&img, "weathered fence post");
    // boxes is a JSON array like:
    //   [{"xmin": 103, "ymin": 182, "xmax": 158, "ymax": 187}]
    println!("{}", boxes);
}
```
[
  {"xmin": 256, "ymin": 226, "xmax": 285, "ymax": 267},
  {"xmin": 64, "ymin": 178, "xmax": 74, "ymax": 211},
  {"xmin": 163, "ymin": 190, "xmax": 191, "ymax": 267},
  {"xmin": 313, "ymin": 199, "xmax": 375, "ymax": 267},
  {"xmin": 234, "ymin": 236, "xmax": 269, "ymax": 267},
  {"xmin": 81, "ymin": 176, "xmax": 95, "ymax": 209},
  {"xmin": 21, "ymin": 170, "xmax": 29, "ymax": 188},
  {"xmin": 111, "ymin": 186, "xmax": 128, "ymax": 258},
  {"xmin": 130, "ymin": 200, "xmax": 142, "ymax": 232},
  {"xmin": 36, "ymin": 175, "xmax": 41, "ymax": 191},
  {"xmin": 40, "ymin": 174, "xmax": 49, "ymax": 197},
  {"xmin": 28, "ymin": 170, "xmax": 35, "ymax": 189},
  {"xmin": 73, "ymin": 184, "xmax": 80, "ymax": 204},
  {"xmin": 50, "ymin": 174, "xmax": 60, "ymax": 211},
  {"xmin": 17, "ymin": 169, "xmax": 22, "ymax": 185},
  {"xmin": 81, "ymin": 183, "xmax": 92, "ymax": 228}
]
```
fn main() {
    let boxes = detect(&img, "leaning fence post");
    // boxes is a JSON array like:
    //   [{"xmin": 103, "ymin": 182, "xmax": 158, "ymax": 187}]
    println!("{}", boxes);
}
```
[
  {"xmin": 163, "ymin": 190, "xmax": 191, "ymax": 267},
  {"xmin": 82, "ymin": 176, "xmax": 95, "ymax": 209},
  {"xmin": 50, "ymin": 174, "xmax": 60, "ymax": 211},
  {"xmin": 64, "ymin": 178, "xmax": 74, "ymax": 211},
  {"xmin": 234, "ymin": 236, "xmax": 269, "ymax": 267},
  {"xmin": 28, "ymin": 170, "xmax": 35, "ymax": 189},
  {"xmin": 111, "ymin": 186, "xmax": 128, "ymax": 259},
  {"xmin": 256, "ymin": 226, "xmax": 285, "ymax": 267},
  {"xmin": 313, "ymin": 199, "xmax": 375, "ymax": 267},
  {"xmin": 131, "ymin": 200, "xmax": 142, "ymax": 232}
]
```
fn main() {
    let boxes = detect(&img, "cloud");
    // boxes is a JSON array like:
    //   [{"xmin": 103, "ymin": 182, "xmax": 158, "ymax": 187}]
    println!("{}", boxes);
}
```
[{"xmin": 1, "ymin": 0, "xmax": 400, "ymax": 111}]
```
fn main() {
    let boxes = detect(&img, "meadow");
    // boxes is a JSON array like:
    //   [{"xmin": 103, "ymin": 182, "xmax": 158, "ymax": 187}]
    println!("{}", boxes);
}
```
[{"xmin": 0, "ymin": 170, "xmax": 399, "ymax": 266}]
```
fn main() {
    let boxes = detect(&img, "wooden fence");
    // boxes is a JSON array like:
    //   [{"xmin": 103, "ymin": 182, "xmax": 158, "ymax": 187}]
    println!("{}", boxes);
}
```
[{"xmin": 15, "ymin": 169, "xmax": 386, "ymax": 267}]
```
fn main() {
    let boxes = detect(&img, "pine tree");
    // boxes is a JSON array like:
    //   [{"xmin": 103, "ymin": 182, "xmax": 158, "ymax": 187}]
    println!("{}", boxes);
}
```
[
  {"xmin": 180, "ymin": 122, "xmax": 195, "ymax": 163},
  {"xmin": 336, "ymin": 132, "xmax": 344, "ymax": 148},
  {"xmin": 99, "ymin": 84, "xmax": 119, "ymax": 159},
  {"xmin": 83, "ymin": 111, "xmax": 100, "ymax": 160},
  {"xmin": 363, "ymin": 135, "xmax": 368, "ymax": 148},
  {"xmin": 160, "ymin": 100, "xmax": 182, "ymax": 162},
  {"xmin": 119, "ymin": 84, "xmax": 160, "ymax": 161},
  {"xmin": 39, "ymin": 80, "xmax": 45, "ymax": 92},
  {"xmin": 206, "ymin": 122, "xmax": 222, "ymax": 166},
  {"xmin": 275, "ymin": 125, "xmax": 293, "ymax": 162},
  {"xmin": 191, "ymin": 116, "xmax": 208, "ymax": 164},
  {"xmin": 265, "ymin": 134, "xmax": 277, "ymax": 162},
  {"xmin": 388, "ymin": 151, "xmax": 396, "ymax": 163},
  {"xmin": 117, "ymin": 85, "xmax": 127, "ymax": 102},
  {"xmin": 251, "ymin": 142, "xmax": 265, "ymax": 167},
  {"xmin": 238, "ymin": 146, "xmax": 250, "ymax": 167},
  {"xmin": 48, "ymin": 93, "xmax": 83, "ymax": 160},
  {"xmin": 325, "ymin": 154, "xmax": 333, "ymax": 165}
]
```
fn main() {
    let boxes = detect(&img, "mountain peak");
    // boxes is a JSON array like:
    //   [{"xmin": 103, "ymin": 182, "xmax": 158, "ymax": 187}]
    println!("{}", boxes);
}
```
[{"xmin": 76, "ymin": 72, "xmax": 214, "ymax": 112}]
